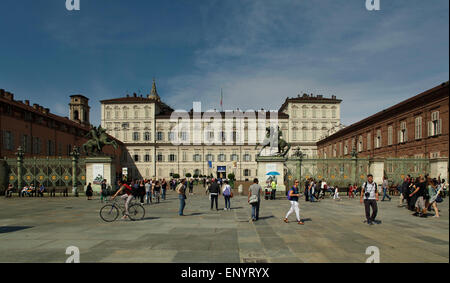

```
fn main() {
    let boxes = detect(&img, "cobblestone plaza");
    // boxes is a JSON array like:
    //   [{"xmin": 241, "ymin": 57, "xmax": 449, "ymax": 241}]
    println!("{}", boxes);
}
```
[{"xmin": 0, "ymin": 189, "xmax": 448, "ymax": 263}]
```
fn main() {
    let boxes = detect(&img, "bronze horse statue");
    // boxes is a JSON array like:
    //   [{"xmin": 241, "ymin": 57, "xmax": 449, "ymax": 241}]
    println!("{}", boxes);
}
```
[
  {"xmin": 83, "ymin": 126, "xmax": 118, "ymax": 156},
  {"xmin": 255, "ymin": 126, "xmax": 291, "ymax": 157}
]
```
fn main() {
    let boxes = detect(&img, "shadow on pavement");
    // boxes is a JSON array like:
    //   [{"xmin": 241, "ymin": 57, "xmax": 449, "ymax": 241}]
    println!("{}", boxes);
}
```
[{"xmin": 0, "ymin": 226, "xmax": 33, "ymax": 234}]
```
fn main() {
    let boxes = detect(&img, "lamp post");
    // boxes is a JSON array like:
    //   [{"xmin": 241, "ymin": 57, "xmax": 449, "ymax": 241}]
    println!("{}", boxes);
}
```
[
  {"xmin": 70, "ymin": 146, "xmax": 80, "ymax": 197},
  {"xmin": 293, "ymin": 146, "xmax": 304, "ymax": 188},
  {"xmin": 16, "ymin": 146, "xmax": 24, "ymax": 191}
]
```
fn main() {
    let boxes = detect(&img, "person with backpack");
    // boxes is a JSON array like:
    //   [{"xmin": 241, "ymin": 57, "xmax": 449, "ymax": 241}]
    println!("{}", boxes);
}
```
[
  {"xmin": 206, "ymin": 178, "xmax": 220, "ymax": 211},
  {"xmin": 111, "ymin": 180, "xmax": 136, "ymax": 220},
  {"xmin": 360, "ymin": 174, "xmax": 379, "ymax": 225},
  {"xmin": 283, "ymin": 180, "xmax": 304, "ymax": 225},
  {"xmin": 176, "ymin": 179, "xmax": 187, "ymax": 216},
  {"xmin": 222, "ymin": 180, "xmax": 233, "ymax": 211}
]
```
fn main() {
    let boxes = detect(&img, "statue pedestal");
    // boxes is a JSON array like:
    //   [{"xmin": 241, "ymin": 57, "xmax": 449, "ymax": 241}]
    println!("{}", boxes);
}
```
[
  {"xmin": 256, "ymin": 156, "xmax": 287, "ymax": 194},
  {"xmin": 85, "ymin": 156, "xmax": 115, "ymax": 194}
]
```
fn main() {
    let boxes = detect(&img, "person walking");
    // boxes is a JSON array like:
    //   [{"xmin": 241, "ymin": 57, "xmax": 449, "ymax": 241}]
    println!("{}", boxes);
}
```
[
  {"xmin": 153, "ymin": 180, "xmax": 161, "ymax": 203},
  {"xmin": 100, "ymin": 179, "xmax": 108, "ymax": 203},
  {"xmin": 161, "ymin": 179, "xmax": 167, "ymax": 200},
  {"xmin": 188, "ymin": 178, "xmax": 194, "ymax": 195},
  {"xmin": 177, "ymin": 179, "xmax": 187, "ymax": 216},
  {"xmin": 360, "ymin": 174, "xmax": 379, "ymax": 225},
  {"xmin": 399, "ymin": 175, "xmax": 411, "ymax": 207},
  {"xmin": 145, "ymin": 180, "xmax": 152, "ymax": 204},
  {"xmin": 283, "ymin": 179, "xmax": 304, "ymax": 225},
  {"xmin": 206, "ymin": 178, "xmax": 220, "ymax": 211},
  {"xmin": 382, "ymin": 176, "xmax": 392, "ymax": 201},
  {"xmin": 409, "ymin": 176, "xmax": 428, "ymax": 218},
  {"xmin": 222, "ymin": 180, "xmax": 232, "ymax": 210},
  {"xmin": 248, "ymin": 178, "xmax": 263, "ymax": 222},
  {"xmin": 333, "ymin": 185, "xmax": 341, "ymax": 200},
  {"xmin": 427, "ymin": 178, "xmax": 443, "ymax": 218},
  {"xmin": 86, "ymin": 183, "xmax": 93, "ymax": 200}
]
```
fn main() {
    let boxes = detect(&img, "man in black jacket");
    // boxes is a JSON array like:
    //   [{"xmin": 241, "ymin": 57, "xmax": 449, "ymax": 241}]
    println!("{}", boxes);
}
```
[
  {"xmin": 399, "ymin": 175, "xmax": 410, "ymax": 207},
  {"xmin": 206, "ymin": 178, "xmax": 220, "ymax": 211}
]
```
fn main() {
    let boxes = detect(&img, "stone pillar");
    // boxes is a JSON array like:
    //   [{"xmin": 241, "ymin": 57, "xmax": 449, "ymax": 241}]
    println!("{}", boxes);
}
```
[
  {"xmin": 85, "ymin": 156, "xmax": 116, "ymax": 194},
  {"xmin": 256, "ymin": 156, "xmax": 287, "ymax": 193},
  {"xmin": 70, "ymin": 146, "xmax": 80, "ymax": 197}
]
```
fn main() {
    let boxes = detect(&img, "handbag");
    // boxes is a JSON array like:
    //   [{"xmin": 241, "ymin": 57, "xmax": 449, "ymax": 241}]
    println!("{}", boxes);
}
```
[
  {"xmin": 249, "ymin": 195, "xmax": 258, "ymax": 204},
  {"xmin": 230, "ymin": 191, "xmax": 233, "ymax": 198}
]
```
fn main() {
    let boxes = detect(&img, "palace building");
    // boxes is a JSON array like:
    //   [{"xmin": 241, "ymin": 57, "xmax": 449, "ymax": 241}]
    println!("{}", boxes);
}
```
[
  {"xmin": 317, "ymin": 81, "xmax": 449, "ymax": 159},
  {"xmin": 0, "ymin": 89, "xmax": 125, "ymax": 174},
  {"xmin": 100, "ymin": 80, "xmax": 342, "ymax": 180}
]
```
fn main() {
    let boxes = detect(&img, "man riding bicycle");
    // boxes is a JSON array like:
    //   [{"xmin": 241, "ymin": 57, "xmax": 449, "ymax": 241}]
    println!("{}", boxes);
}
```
[{"xmin": 111, "ymin": 180, "xmax": 135, "ymax": 220}]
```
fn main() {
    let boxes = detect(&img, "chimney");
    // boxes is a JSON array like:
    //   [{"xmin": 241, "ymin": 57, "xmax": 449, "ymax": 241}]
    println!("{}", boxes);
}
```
[
  {"xmin": 133, "ymin": 93, "xmax": 137, "ymax": 97},
  {"xmin": 43, "ymin": 108, "xmax": 50, "ymax": 115},
  {"xmin": 25, "ymin": 100, "xmax": 30, "ymax": 106},
  {"xmin": 332, "ymin": 95, "xmax": 336, "ymax": 99},
  {"xmin": 317, "ymin": 95, "xmax": 323, "ymax": 98},
  {"xmin": 33, "ymin": 104, "xmax": 39, "ymax": 110}
]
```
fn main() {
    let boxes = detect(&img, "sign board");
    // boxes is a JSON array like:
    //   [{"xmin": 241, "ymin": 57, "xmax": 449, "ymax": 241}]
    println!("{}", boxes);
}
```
[
  {"xmin": 217, "ymin": 166, "xmax": 226, "ymax": 172},
  {"xmin": 92, "ymin": 164, "xmax": 104, "ymax": 185}
]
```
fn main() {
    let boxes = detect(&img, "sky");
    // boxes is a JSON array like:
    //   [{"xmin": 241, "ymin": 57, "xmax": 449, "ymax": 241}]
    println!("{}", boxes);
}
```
[{"xmin": 0, "ymin": 0, "xmax": 448, "ymax": 127}]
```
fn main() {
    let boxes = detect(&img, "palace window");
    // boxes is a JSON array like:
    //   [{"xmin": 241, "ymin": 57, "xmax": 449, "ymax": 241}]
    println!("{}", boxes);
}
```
[
  {"xmin": 399, "ymin": 121, "xmax": 407, "ymax": 143},
  {"xmin": 169, "ymin": 154, "xmax": 176, "ymax": 162},
  {"xmin": 243, "ymin": 154, "xmax": 251, "ymax": 162},
  {"xmin": 144, "ymin": 154, "xmax": 151, "ymax": 162},
  {"xmin": 133, "ymin": 132, "xmax": 140, "ymax": 141},
  {"xmin": 388, "ymin": 126, "xmax": 393, "ymax": 146},
  {"xmin": 3, "ymin": 131, "xmax": 14, "ymax": 151},
  {"xmin": 157, "ymin": 132, "xmax": 164, "ymax": 141},
  {"xmin": 375, "ymin": 129, "xmax": 382, "ymax": 148},
  {"xmin": 206, "ymin": 154, "xmax": 214, "ymax": 162},
  {"xmin": 193, "ymin": 154, "xmax": 202, "ymax": 162},
  {"xmin": 231, "ymin": 154, "xmax": 239, "ymax": 161},
  {"xmin": 358, "ymin": 136, "xmax": 363, "ymax": 152},
  {"xmin": 218, "ymin": 154, "xmax": 226, "ymax": 162},
  {"xmin": 144, "ymin": 132, "xmax": 151, "ymax": 141},
  {"xmin": 157, "ymin": 154, "xmax": 164, "ymax": 162},
  {"xmin": 367, "ymin": 133, "xmax": 371, "ymax": 150},
  {"xmin": 428, "ymin": 111, "xmax": 442, "ymax": 137},
  {"xmin": 415, "ymin": 116, "xmax": 422, "ymax": 139},
  {"xmin": 244, "ymin": 169, "xmax": 251, "ymax": 177},
  {"xmin": 134, "ymin": 155, "xmax": 139, "ymax": 162}
]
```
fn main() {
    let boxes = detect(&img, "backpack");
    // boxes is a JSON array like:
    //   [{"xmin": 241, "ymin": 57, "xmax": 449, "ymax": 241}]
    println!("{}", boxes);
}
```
[{"xmin": 223, "ymin": 185, "xmax": 231, "ymax": 196}]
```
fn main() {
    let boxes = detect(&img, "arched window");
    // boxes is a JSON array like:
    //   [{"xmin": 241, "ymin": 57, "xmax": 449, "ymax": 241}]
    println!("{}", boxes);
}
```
[{"xmin": 74, "ymin": 110, "xmax": 79, "ymax": 120}]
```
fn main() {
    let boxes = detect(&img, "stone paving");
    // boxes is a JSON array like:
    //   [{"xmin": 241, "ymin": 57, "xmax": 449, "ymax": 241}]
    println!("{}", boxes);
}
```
[{"xmin": 0, "ymin": 188, "xmax": 448, "ymax": 263}]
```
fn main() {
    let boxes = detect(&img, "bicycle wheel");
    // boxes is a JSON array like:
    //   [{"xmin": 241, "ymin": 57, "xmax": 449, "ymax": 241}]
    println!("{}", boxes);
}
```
[
  {"xmin": 100, "ymin": 205, "xmax": 119, "ymax": 222},
  {"xmin": 128, "ymin": 204, "xmax": 145, "ymax": 221}
]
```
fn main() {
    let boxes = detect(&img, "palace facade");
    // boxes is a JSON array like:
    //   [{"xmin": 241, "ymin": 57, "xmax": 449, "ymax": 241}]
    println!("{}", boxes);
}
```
[
  {"xmin": 101, "ymin": 80, "xmax": 342, "ymax": 180},
  {"xmin": 317, "ymin": 81, "xmax": 449, "ymax": 159}
]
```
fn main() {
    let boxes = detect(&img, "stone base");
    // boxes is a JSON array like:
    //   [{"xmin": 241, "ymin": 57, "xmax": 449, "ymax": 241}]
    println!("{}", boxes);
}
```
[
  {"xmin": 85, "ymin": 156, "xmax": 115, "ymax": 193},
  {"xmin": 256, "ymin": 156, "xmax": 287, "ymax": 193}
]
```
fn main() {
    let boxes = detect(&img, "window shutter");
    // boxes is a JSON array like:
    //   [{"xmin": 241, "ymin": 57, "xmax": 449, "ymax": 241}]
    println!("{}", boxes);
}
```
[
  {"xmin": 404, "ymin": 128, "xmax": 407, "ymax": 142},
  {"xmin": 427, "ymin": 121, "xmax": 432, "ymax": 137},
  {"xmin": 438, "ymin": 119, "xmax": 442, "ymax": 135}
]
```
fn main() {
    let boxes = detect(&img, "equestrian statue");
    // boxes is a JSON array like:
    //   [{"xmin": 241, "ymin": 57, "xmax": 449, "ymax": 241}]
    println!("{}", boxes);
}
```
[
  {"xmin": 254, "ymin": 126, "xmax": 291, "ymax": 158},
  {"xmin": 83, "ymin": 126, "xmax": 118, "ymax": 156}
]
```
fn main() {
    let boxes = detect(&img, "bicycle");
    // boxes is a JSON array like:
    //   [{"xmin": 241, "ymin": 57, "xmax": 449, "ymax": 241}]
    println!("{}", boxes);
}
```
[{"xmin": 99, "ymin": 197, "xmax": 145, "ymax": 222}]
